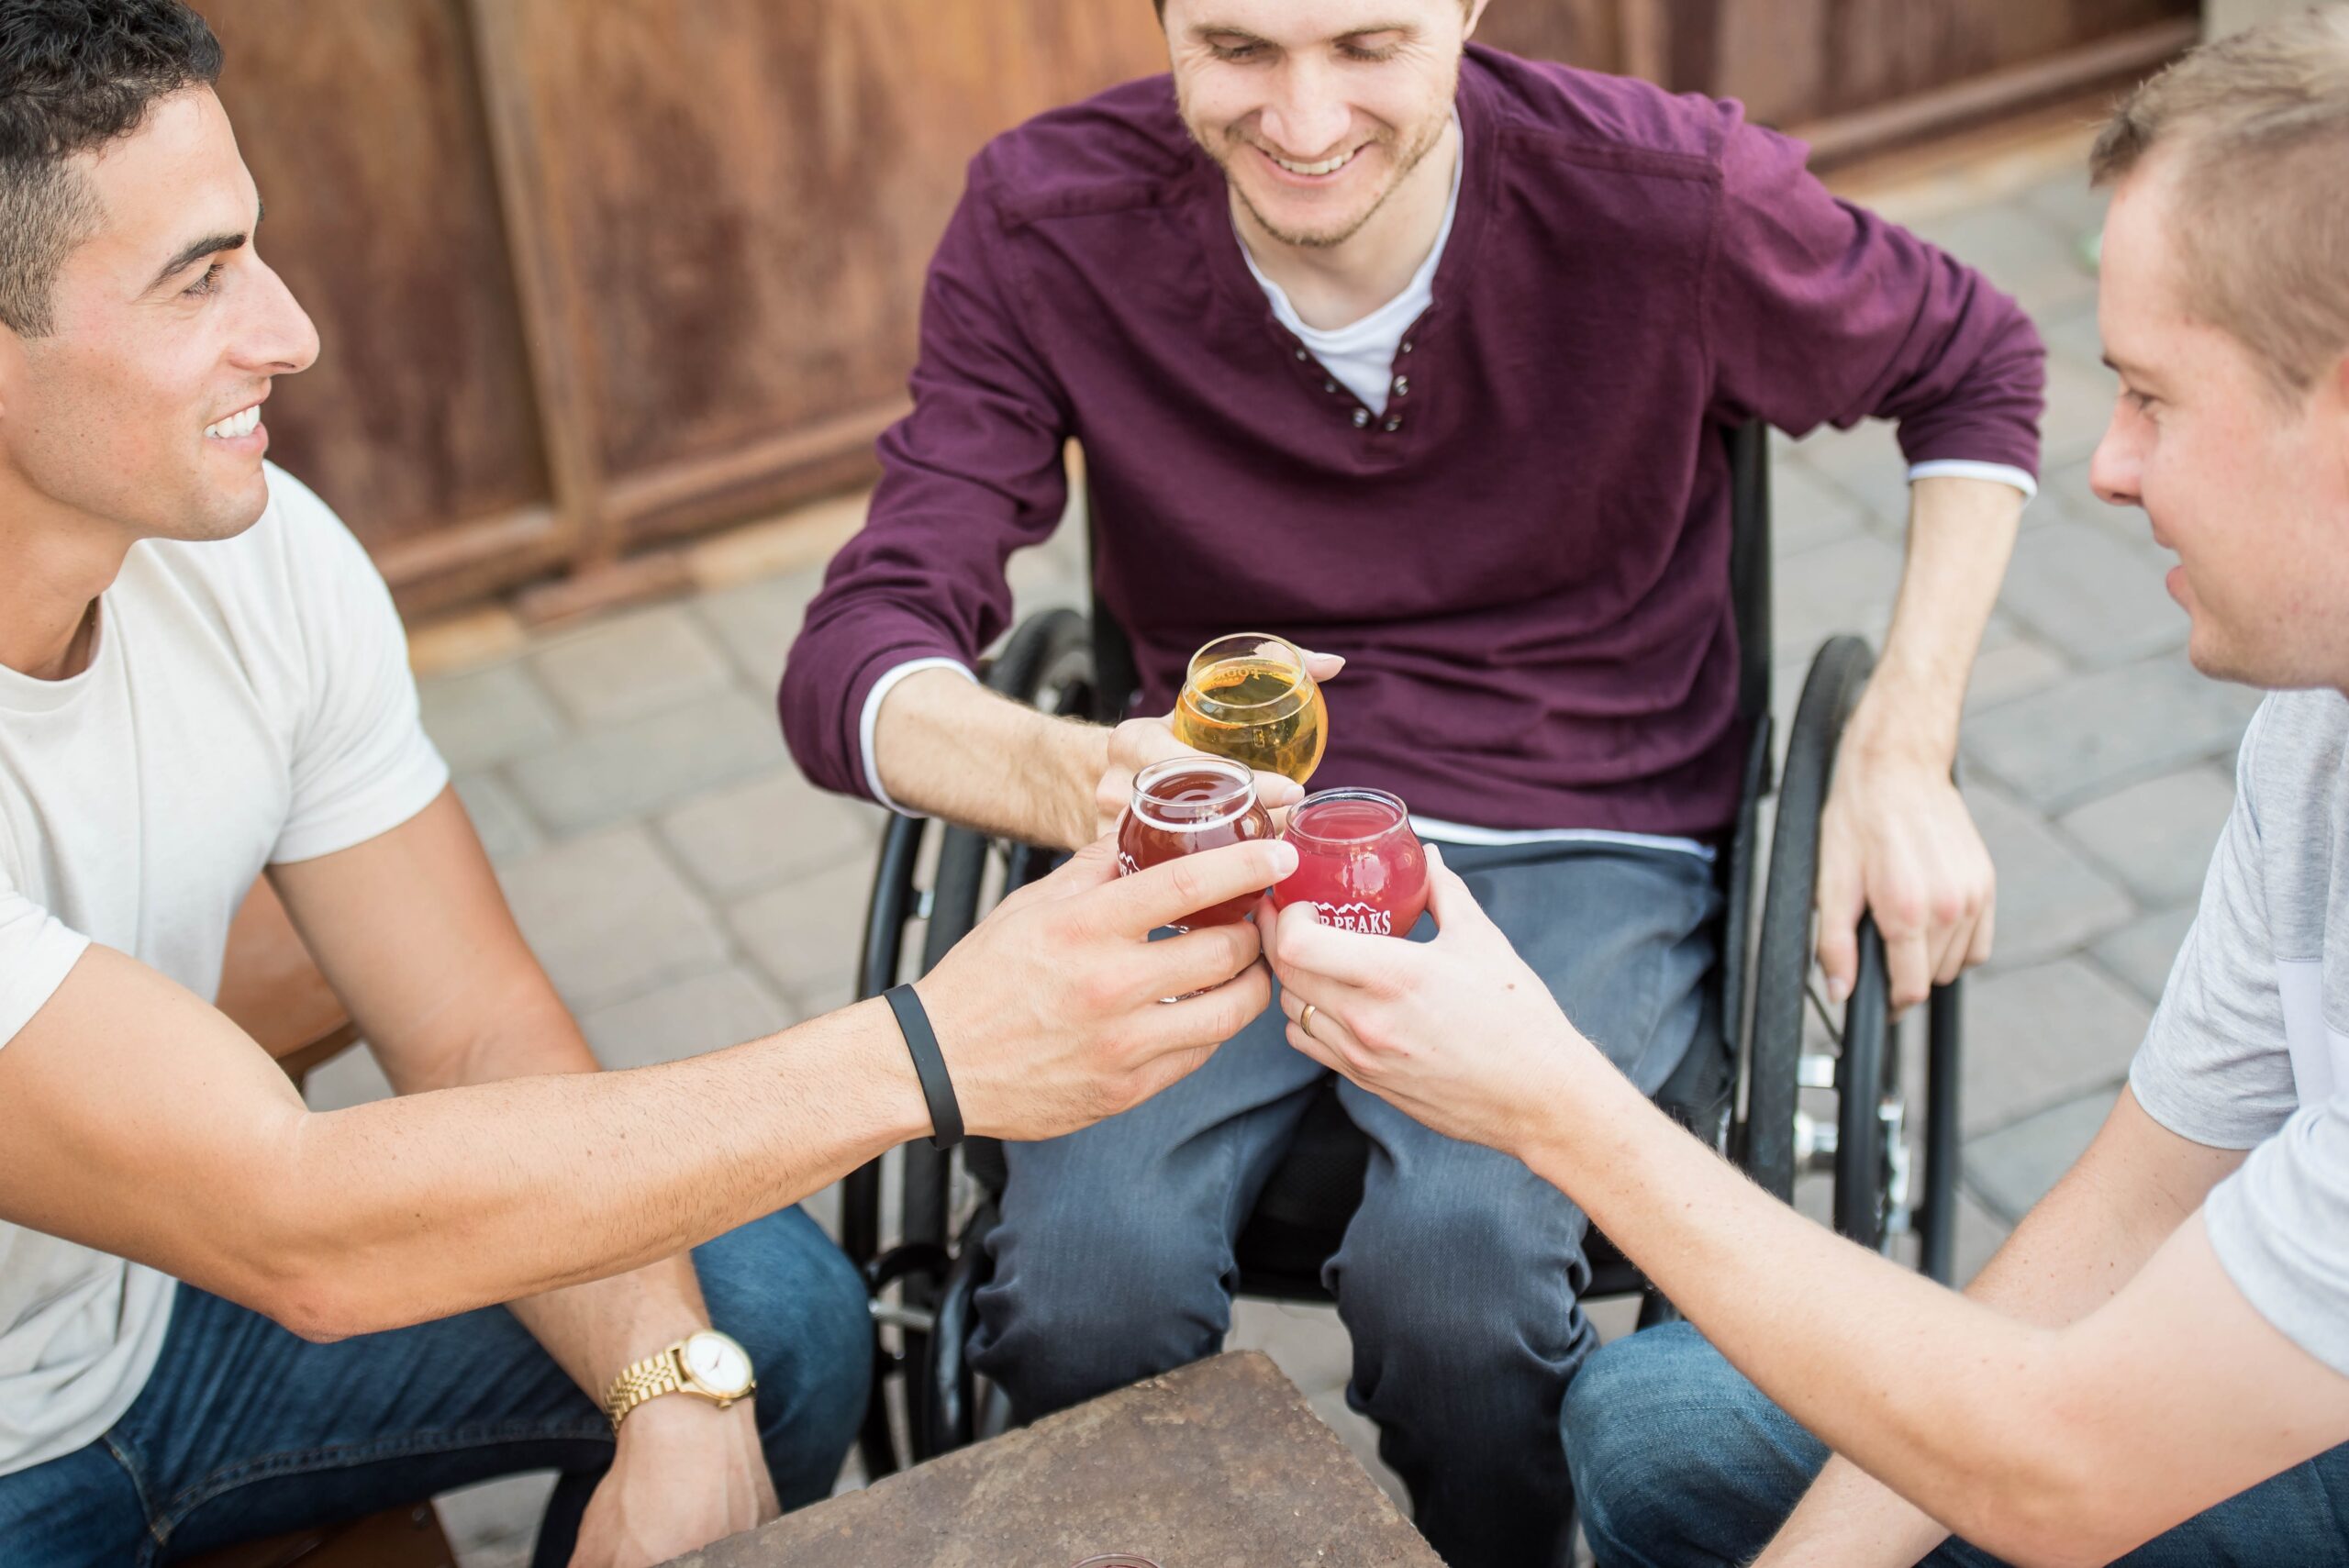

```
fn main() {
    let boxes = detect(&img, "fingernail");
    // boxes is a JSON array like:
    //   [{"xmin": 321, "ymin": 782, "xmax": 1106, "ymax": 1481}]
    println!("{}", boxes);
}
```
[
  {"xmin": 1827, "ymin": 976, "xmax": 1851, "ymax": 1005},
  {"xmin": 1271, "ymin": 840, "xmax": 1299, "ymax": 875}
]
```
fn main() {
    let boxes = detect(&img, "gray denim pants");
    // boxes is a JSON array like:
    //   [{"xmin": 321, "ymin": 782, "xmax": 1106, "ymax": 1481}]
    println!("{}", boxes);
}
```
[{"xmin": 971, "ymin": 838, "xmax": 1722, "ymax": 1568}]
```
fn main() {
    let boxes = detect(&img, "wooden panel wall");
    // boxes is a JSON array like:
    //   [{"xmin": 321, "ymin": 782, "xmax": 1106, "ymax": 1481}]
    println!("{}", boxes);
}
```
[
  {"xmin": 204, "ymin": 0, "xmax": 552, "ymax": 579},
  {"xmin": 187, "ymin": 0, "xmax": 2192, "ymax": 612}
]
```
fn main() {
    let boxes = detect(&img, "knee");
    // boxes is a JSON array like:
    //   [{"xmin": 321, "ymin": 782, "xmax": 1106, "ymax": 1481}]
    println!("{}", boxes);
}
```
[
  {"xmin": 1342, "ymin": 1195, "xmax": 1584, "ymax": 1379},
  {"xmin": 1564, "ymin": 1323, "xmax": 1795, "ymax": 1568},
  {"xmin": 974, "ymin": 1204, "xmax": 1226, "ymax": 1405},
  {"xmin": 696, "ymin": 1209, "xmax": 871, "ymax": 1502}
]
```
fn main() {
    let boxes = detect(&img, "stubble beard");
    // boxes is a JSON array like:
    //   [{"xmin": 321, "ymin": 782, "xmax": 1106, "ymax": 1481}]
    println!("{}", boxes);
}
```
[{"xmin": 1184, "ymin": 97, "xmax": 1452, "ymax": 252}]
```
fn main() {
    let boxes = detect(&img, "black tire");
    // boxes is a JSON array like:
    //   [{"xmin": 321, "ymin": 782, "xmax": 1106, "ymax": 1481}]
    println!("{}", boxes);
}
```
[{"xmin": 1745, "ymin": 636, "xmax": 1875, "ymax": 1203}]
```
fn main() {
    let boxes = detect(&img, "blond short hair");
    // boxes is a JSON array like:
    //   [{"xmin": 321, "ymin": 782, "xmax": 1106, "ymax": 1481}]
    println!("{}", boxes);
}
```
[{"xmin": 2090, "ymin": 7, "xmax": 2349, "ymax": 397}]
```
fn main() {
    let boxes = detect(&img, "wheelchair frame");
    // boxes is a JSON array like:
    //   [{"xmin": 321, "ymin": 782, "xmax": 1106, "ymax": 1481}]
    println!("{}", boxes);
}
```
[{"xmin": 841, "ymin": 423, "xmax": 1965, "ymax": 1478}]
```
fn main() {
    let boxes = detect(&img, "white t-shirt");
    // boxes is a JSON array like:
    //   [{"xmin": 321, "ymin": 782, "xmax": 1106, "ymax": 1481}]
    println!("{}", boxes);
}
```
[
  {"xmin": 0, "ymin": 463, "xmax": 449, "ymax": 1476},
  {"xmin": 2131, "ymin": 690, "xmax": 2349, "ymax": 1377}
]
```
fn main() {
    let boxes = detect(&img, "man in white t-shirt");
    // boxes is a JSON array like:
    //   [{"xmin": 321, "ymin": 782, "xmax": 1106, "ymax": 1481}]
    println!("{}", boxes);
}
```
[
  {"xmin": 0, "ymin": 6, "xmax": 1287, "ymax": 1565},
  {"xmin": 1262, "ymin": 10, "xmax": 2349, "ymax": 1564}
]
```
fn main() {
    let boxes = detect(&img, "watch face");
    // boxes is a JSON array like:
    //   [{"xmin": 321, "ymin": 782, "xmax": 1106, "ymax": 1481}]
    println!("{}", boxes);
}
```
[{"xmin": 683, "ymin": 1331, "xmax": 754, "ymax": 1397}]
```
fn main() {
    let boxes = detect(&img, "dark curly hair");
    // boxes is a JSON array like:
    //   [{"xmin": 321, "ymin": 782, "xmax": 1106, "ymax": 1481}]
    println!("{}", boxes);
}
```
[{"xmin": 0, "ymin": 0, "xmax": 221, "ymax": 336}]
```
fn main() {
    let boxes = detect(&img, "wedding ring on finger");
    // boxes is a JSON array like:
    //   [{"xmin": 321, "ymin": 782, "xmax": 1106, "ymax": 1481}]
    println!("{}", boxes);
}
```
[{"xmin": 1298, "ymin": 1002, "xmax": 1320, "ymax": 1042}]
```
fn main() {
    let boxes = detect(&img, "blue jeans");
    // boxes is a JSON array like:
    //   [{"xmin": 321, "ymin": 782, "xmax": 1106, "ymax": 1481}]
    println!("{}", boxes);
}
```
[
  {"xmin": 971, "ymin": 840, "xmax": 1722, "ymax": 1568},
  {"xmin": 1566, "ymin": 1321, "xmax": 2349, "ymax": 1567},
  {"xmin": 0, "ymin": 1207, "xmax": 869, "ymax": 1567}
]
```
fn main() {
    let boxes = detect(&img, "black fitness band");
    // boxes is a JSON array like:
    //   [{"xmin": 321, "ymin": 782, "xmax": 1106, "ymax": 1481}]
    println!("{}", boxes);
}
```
[{"xmin": 883, "ymin": 984, "xmax": 963, "ymax": 1150}]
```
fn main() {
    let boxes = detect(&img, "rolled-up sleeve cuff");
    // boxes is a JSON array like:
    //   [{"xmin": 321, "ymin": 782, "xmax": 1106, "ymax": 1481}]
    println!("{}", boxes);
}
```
[
  {"xmin": 1908, "ymin": 460, "xmax": 2037, "ymax": 501},
  {"xmin": 861, "ymin": 658, "xmax": 977, "ymax": 815}
]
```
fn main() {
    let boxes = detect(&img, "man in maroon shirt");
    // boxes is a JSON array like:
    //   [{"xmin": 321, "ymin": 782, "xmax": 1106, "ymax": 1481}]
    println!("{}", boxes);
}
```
[{"xmin": 782, "ymin": 3, "xmax": 2043, "ymax": 1561}]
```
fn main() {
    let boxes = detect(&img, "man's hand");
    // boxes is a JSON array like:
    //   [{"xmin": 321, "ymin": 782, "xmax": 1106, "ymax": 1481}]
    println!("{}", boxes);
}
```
[
  {"xmin": 1091, "ymin": 649, "xmax": 1346, "ymax": 838},
  {"xmin": 569, "ymin": 1399, "xmax": 776, "ymax": 1567},
  {"xmin": 1815, "ymin": 713, "xmax": 1995, "ymax": 1013},
  {"xmin": 918, "ymin": 832, "xmax": 1296, "ymax": 1140},
  {"xmin": 1261, "ymin": 846, "xmax": 1591, "ymax": 1158}
]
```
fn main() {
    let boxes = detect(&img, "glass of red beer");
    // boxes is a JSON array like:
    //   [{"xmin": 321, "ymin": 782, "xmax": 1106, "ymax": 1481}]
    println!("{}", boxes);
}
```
[
  {"xmin": 1271, "ymin": 788, "xmax": 1429, "ymax": 937},
  {"xmin": 1115, "ymin": 756, "xmax": 1275, "ymax": 930}
]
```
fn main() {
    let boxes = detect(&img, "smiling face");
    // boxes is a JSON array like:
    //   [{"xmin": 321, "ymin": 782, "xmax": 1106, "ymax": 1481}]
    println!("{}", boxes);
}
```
[
  {"xmin": 2089, "ymin": 160, "xmax": 2349, "ymax": 692},
  {"xmin": 1163, "ymin": 0, "xmax": 1483, "ymax": 250},
  {"xmin": 0, "ymin": 86, "xmax": 318, "ymax": 547}
]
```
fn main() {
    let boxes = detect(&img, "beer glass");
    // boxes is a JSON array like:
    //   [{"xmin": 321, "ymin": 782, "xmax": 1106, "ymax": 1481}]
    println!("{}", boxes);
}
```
[
  {"xmin": 1171, "ymin": 633, "xmax": 1327, "ymax": 785},
  {"xmin": 1115, "ymin": 756, "xmax": 1275, "ymax": 930},
  {"xmin": 1271, "ymin": 787, "xmax": 1429, "ymax": 938}
]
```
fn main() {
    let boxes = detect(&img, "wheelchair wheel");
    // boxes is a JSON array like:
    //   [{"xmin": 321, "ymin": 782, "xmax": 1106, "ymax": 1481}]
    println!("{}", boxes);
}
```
[
  {"xmin": 1745, "ymin": 635, "xmax": 1903, "ymax": 1249},
  {"xmin": 847, "ymin": 607, "xmax": 1098, "ymax": 1475}
]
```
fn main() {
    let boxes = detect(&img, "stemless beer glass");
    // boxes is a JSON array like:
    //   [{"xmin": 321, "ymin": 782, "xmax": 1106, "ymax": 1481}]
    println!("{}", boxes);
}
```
[
  {"xmin": 1271, "ymin": 788, "xmax": 1430, "ymax": 938},
  {"xmin": 1115, "ymin": 756, "xmax": 1275, "ymax": 930},
  {"xmin": 1172, "ymin": 633, "xmax": 1328, "ymax": 785}
]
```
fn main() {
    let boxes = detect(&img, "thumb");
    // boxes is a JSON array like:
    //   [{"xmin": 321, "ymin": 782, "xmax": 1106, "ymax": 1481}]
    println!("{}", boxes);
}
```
[
  {"xmin": 1813, "ymin": 840, "xmax": 1865, "ymax": 1005},
  {"xmin": 1423, "ymin": 844, "xmax": 1495, "ymax": 940},
  {"xmin": 1302, "ymin": 650, "xmax": 1346, "ymax": 682}
]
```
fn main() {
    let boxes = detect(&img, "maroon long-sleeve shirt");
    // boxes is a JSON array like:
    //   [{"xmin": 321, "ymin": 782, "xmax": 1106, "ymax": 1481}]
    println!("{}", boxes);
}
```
[{"xmin": 782, "ymin": 47, "xmax": 2044, "ymax": 839}]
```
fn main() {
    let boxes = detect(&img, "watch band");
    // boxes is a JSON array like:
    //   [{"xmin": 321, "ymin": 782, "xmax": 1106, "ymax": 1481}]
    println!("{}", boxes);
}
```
[
  {"xmin": 883, "ymin": 983, "xmax": 963, "ymax": 1149},
  {"xmin": 604, "ymin": 1344, "xmax": 686, "ymax": 1431}
]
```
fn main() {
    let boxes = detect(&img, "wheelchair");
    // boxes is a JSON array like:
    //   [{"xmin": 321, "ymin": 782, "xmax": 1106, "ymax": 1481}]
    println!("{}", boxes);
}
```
[{"xmin": 842, "ymin": 422, "xmax": 1965, "ymax": 1479}]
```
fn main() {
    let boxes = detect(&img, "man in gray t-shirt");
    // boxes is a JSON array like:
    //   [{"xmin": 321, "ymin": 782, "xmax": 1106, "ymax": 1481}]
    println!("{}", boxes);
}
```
[{"xmin": 1252, "ymin": 11, "xmax": 2349, "ymax": 1566}]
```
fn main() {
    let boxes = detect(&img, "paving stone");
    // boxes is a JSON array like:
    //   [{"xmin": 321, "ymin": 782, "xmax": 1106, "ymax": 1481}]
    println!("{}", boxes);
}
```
[
  {"xmin": 1007, "ymin": 540, "xmax": 1088, "ymax": 619},
  {"xmin": 498, "ymin": 826, "xmax": 729, "ymax": 1010},
  {"xmin": 438, "ymin": 1472, "xmax": 555, "ymax": 1568},
  {"xmin": 697, "ymin": 564, "xmax": 826, "ymax": 689},
  {"xmin": 2057, "ymin": 766, "xmax": 2235, "ymax": 907},
  {"xmin": 1962, "ymin": 657, "xmax": 2256, "ymax": 811},
  {"xmin": 301, "ymin": 1042, "xmax": 394, "ymax": 1112},
  {"xmin": 507, "ymin": 691, "xmax": 786, "ymax": 836},
  {"xmin": 2038, "ymin": 350, "xmax": 2123, "ymax": 471},
  {"xmin": 1967, "ymin": 780, "xmax": 2135, "ymax": 966},
  {"xmin": 578, "ymin": 965, "xmax": 797, "ymax": 1070},
  {"xmin": 1782, "ymin": 420, "xmax": 1912, "ymax": 527},
  {"xmin": 2035, "ymin": 299, "xmax": 2106, "ymax": 381},
  {"xmin": 1229, "ymin": 1297, "xmax": 1353, "ymax": 1399},
  {"xmin": 2092, "ymin": 903, "xmax": 2199, "ymax": 1006},
  {"xmin": 1995, "ymin": 517, "xmax": 2186, "ymax": 666},
  {"xmin": 729, "ymin": 855, "xmax": 884, "ymax": 1002},
  {"xmin": 1964, "ymin": 634, "xmax": 2070, "ymax": 717},
  {"xmin": 2017, "ymin": 169, "xmax": 2110, "ymax": 244},
  {"xmin": 1772, "ymin": 530, "xmax": 1906, "ymax": 662},
  {"xmin": 529, "ymin": 604, "xmax": 737, "ymax": 728},
  {"xmin": 1955, "ymin": 1188, "xmax": 2012, "ymax": 1287},
  {"xmin": 656, "ymin": 766, "xmax": 883, "ymax": 900},
  {"xmin": 1960, "ymin": 959, "xmax": 2146, "ymax": 1136},
  {"xmin": 1771, "ymin": 453, "xmax": 1874, "ymax": 552},
  {"xmin": 452, "ymin": 772, "xmax": 541, "ymax": 862},
  {"xmin": 1966, "ymin": 1086, "xmax": 2120, "ymax": 1223},
  {"xmin": 417, "ymin": 662, "xmax": 567, "ymax": 773},
  {"xmin": 1909, "ymin": 203, "xmax": 2099, "ymax": 321}
]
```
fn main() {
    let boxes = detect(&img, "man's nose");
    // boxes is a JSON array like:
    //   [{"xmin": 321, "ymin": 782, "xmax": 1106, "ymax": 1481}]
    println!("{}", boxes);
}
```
[
  {"xmin": 236, "ymin": 258, "xmax": 320, "ymax": 377},
  {"xmin": 1259, "ymin": 62, "xmax": 1353, "ymax": 159},
  {"xmin": 2088, "ymin": 413, "xmax": 2142, "ymax": 508}
]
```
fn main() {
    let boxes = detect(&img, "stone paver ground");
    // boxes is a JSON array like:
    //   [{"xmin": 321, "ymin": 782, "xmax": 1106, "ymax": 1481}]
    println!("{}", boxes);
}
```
[{"xmin": 303, "ymin": 131, "xmax": 2243, "ymax": 1567}]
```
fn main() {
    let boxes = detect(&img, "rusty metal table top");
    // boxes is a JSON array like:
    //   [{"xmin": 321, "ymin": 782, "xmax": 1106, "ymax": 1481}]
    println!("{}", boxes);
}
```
[{"xmin": 662, "ymin": 1351, "xmax": 1442, "ymax": 1568}]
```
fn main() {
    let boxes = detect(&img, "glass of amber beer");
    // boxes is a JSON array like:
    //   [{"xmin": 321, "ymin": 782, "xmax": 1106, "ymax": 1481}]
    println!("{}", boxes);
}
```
[
  {"xmin": 1171, "ymin": 633, "xmax": 1328, "ymax": 785},
  {"xmin": 1115, "ymin": 756, "xmax": 1275, "ymax": 930},
  {"xmin": 1271, "ymin": 788, "xmax": 1429, "ymax": 938}
]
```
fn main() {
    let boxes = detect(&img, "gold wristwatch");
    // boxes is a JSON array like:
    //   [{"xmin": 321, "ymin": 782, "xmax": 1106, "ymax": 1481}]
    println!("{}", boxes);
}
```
[{"xmin": 603, "ymin": 1329, "xmax": 756, "ymax": 1432}]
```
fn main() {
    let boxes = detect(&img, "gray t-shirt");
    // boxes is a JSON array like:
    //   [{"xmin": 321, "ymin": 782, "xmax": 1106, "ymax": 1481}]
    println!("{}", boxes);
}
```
[{"xmin": 2132, "ymin": 689, "xmax": 2349, "ymax": 1377}]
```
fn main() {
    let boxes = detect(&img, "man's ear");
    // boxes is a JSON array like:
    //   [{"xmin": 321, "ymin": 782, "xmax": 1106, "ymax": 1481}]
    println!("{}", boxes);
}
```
[{"xmin": 1464, "ymin": 0, "xmax": 1494, "ymax": 41}]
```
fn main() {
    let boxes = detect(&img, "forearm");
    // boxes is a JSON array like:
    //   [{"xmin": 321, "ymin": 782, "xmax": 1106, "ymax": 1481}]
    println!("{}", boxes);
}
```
[
  {"xmin": 270, "ymin": 1000, "xmax": 927, "ymax": 1340},
  {"xmin": 395, "ymin": 1001, "xmax": 728, "ymax": 1401},
  {"xmin": 872, "ymin": 666, "xmax": 1105, "ymax": 848},
  {"xmin": 1757, "ymin": 1094, "xmax": 2206, "ymax": 1564},
  {"xmin": 1522, "ymin": 1067, "xmax": 2092, "ymax": 1552},
  {"xmin": 1854, "ymin": 476, "xmax": 2021, "ymax": 759}
]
